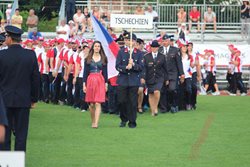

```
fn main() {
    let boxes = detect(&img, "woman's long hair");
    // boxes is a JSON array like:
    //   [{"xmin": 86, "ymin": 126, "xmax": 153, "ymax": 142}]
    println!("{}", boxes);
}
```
[{"xmin": 85, "ymin": 41, "xmax": 108, "ymax": 65}]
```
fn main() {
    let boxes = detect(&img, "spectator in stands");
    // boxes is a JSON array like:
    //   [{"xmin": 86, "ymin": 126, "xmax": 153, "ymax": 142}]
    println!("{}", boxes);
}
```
[
  {"xmin": 73, "ymin": 8, "xmax": 86, "ymax": 33},
  {"xmin": 177, "ymin": 23, "xmax": 189, "ymax": 41},
  {"xmin": 56, "ymin": 19, "xmax": 70, "ymax": 40},
  {"xmin": 5, "ymin": 4, "xmax": 12, "ymax": 25},
  {"xmin": 240, "ymin": 0, "xmax": 250, "ymax": 39},
  {"xmin": 145, "ymin": 5, "xmax": 159, "ymax": 22},
  {"xmin": 0, "ymin": 20, "xmax": 5, "ymax": 33},
  {"xmin": 177, "ymin": 6, "xmax": 187, "ymax": 25},
  {"xmin": 101, "ymin": 9, "xmax": 110, "ymax": 26},
  {"xmin": 107, "ymin": 26, "xmax": 117, "ymax": 40},
  {"xmin": 68, "ymin": 20, "xmax": 77, "ymax": 38},
  {"xmin": 11, "ymin": 8, "xmax": 23, "ymax": 29},
  {"xmin": 66, "ymin": 0, "xmax": 75, "ymax": 22},
  {"xmin": 189, "ymin": 6, "xmax": 200, "ymax": 32},
  {"xmin": 134, "ymin": 5, "xmax": 145, "ymax": 15},
  {"xmin": 83, "ymin": 7, "xmax": 92, "ymax": 32},
  {"xmin": 28, "ymin": 30, "xmax": 42, "ymax": 40},
  {"xmin": 92, "ymin": 6, "xmax": 101, "ymax": 21},
  {"xmin": 26, "ymin": 9, "xmax": 39, "ymax": 33},
  {"xmin": 203, "ymin": 6, "xmax": 217, "ymax": 32}
]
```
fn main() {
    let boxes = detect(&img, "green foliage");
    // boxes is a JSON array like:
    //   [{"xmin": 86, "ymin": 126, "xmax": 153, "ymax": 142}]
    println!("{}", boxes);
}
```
[
  {"xmin": 38, "ymin": 17, "xmax": 58, "ymax": 32},
  {"xmin": 25, "ymin": 96, "xmax": 250, "ymax": 166},
  {"xmin": 20, "ymin": 10, "xmax": 29, "ymax": 32}
]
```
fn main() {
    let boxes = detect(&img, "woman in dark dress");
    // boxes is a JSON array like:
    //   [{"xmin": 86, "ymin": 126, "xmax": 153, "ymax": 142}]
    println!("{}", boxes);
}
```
[{"xmin": 83, "ymin": 41, "xmax": 108, "ymax": 128}]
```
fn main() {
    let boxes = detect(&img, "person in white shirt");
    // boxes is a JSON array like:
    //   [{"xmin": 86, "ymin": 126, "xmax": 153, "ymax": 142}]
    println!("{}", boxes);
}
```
[
  {"xmin": 5, "ymin": 4, "xmax": 12, "ymax": 25},
  {"xmin": 145, "ymin": 5, "xmax": 159, "ymax": 22},
  {"xmin": 73, "ymin": 8, "xmax": 86, "ymax": 33},
  {"xmin": 56, "ymin": 19, "xmax": 70, "ymax": 41}
]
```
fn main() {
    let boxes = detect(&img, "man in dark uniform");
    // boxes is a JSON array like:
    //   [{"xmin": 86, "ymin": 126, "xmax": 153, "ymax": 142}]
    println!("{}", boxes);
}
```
[
  {"xmin": 158, "ymin": 34, "xmax": 184, "ymax": 113},
  {"xmin": 141, "ymin": 40, "xmax": 168, "ymax": 116},
  {"xmin": 116, "ymin": 33, "xmax": 144, "ymax": 128},
  {"xmin": 0, "ymin": 25, "xmax": 40, "ymax": 151}
]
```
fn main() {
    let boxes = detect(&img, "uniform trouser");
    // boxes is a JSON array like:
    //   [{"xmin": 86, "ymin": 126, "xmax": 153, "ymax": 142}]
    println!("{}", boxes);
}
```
[
  {"xmin": 117, "ymin": 86, "xmax": 138, "ymax": 125},
  {"xmin": 53, "ymin": 73, "xmax": 63, "ymax": 103},
  {"xmin": 73, "ymin": 77, "xmax": 88, "ymax": 110},
  {"xmin": 108, "ymin": 84, "xmax": 118, "ymax": 114},
  {"xmin": 226, "ymin": 73, "xmax": 235, "ymax": 93},
  {"xmin": 48, "ymin": 72, "xmax": 54, "ymax": 101},
  {"xmin": 167, "ymin": 79, "xmax": 179, "ymax": 108},
  {"xmin": 159, "ymin": 85, "xmax": 170, "ymax": 112},
  {"xmin": 234, "ymin": 72, "xmax": 247, "ymax": 93},
  {"xmin": 179, "ymin": 78, "xmax": 192, "ymax": 109},
  {"xmin": 66, "ymin": 74, "xmax": 74, "ymax": 105},
  {"xmin": 41, "ymin": 74, "xmax": 49, "ymax": 101},
  {"xmin": 0, "ymin": 108, "xmax": 29, "ymax": 151},
  {"xmin": 191, "ymin": 72, "xmax": 198, "ymax": 106}
]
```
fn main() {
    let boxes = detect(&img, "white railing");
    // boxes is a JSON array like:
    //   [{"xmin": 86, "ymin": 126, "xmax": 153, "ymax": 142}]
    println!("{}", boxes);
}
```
[
  {"xmin": 74, "ymin": 1, "xmax": 241, "ymax": 24},
  {"xmin": 0, "ymin": 0, "xmax": 14, "ymax": 20}
]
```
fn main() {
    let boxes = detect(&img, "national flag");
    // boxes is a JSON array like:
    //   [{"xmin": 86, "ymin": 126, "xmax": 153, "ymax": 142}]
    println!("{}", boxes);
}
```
[{"xmin": 91, "ymin": 15, "xmax": 120, "ymax": 79}]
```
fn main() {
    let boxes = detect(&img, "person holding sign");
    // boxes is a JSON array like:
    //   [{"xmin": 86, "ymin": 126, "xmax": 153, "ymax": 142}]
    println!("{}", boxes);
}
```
[{"xmin": 116, "ymin": 33, "xmax": 144, "ymax": 128}]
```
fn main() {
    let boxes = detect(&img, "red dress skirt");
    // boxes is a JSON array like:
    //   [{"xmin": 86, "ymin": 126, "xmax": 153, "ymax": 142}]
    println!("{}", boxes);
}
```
[{"xmin": 85, "ymin": 72, "xmax": 106, "ymax": 103}]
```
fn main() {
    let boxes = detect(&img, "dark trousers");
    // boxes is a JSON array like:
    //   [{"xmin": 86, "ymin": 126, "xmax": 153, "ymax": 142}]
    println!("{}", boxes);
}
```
[
  {"xmin": 159, "ymin": 85, "xmax": 170, "ymax": 112},
  {"xmin": 66, "ymin": 0, "xmax": 76, "ymax": 22},
  {"xmin": 117, "ymin": 86, "xmax": 138, "ymax": 125},
  {"xmin": 179, "ymin": 78, "xmax": 192, "ymax": 110},
  {"xmin": 0, "ymin": 108, "xmax": 30, "ymax": 151},
  {"xmin": 226, "ymin": 73, "xmax": 235, "ymax": 93},
  {"xmin": 52, "ymin": 73, "xmax": 63, "ymax": 103},
  {"xmin": 234, "ymin": 72, "xmax": 247, "ymax": 93},
  {"xmin": 73, "ymin": 77, "xmax": 88, "ymax": 110},
  {"xmin": 191, "ymin": 72, "xmax": 198, "ymax": 106},
  {"xmin": 66, "ymin": 74, "xmax": 74, "ymax": 105},
  {"xmin": 108, "ymin": 84, "xmax": 119, "ymax": 114},
  {"xmin": 167, "ymin": 79, "xmax": 179, "ymax": 108},
  {"xmin": 41, "ymin": 74, "xmax": 50, "ymax": 101}
]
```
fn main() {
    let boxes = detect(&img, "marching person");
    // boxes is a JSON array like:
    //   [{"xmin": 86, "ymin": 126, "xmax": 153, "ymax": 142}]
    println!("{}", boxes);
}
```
[
  {"xmin": 0, "ymin": 25, "xmax": 40, "ymax": 151},
  {"xmin": 187, "ymin": 41, "xmax": 201, "ymax": 109},
  {"xmin": 83, "ymin": 41, "xmax": 108, "ymax": 128},
  {"xmin": 116, "ymin": 33, "xmax": 144, "ymax": 128},
  {"xmin": 141, "ymin": 40, "xmax": 168, "ymax": 116},
  {"xmin": 201, "ymin": 49, "xmax": 220, "ymax": 95},
  {"xmin": 231, "ymin": 49, "xmax": 247, "ymax": 96},
  {"xmin": 159, "ymin": 34, "xmax": 184, "ymax": 113},
  {"xmin": 37, "ymin": 41, "xmax": 50, "ymax": 103},
  {"xmin": 178, "ymin": 39, "xmax": 194, "ymax": 110},
  {"xmin": 72, "ymin": 45, "xmax": 89, "ymax": 111}
]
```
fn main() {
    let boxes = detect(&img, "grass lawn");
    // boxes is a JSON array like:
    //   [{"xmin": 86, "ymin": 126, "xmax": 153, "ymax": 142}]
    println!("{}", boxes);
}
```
[{"xmin": 26, "ymin": 96, "xmax": 250, "ymax": 167}]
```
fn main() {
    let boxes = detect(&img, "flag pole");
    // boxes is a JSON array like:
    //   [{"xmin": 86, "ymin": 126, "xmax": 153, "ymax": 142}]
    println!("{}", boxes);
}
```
[{"xmin": 129, "ymin": 28, "xmax": 133, "ymax": 59}]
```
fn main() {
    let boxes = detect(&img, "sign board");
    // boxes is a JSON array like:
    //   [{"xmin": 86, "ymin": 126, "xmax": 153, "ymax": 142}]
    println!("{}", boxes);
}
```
[
  {"xmin": 0, "ymin": 152, "xmax": 25, "ymax": 167},
  {"xmin": 193, "ymin": 44, "xmax": 250, "ymax": 66},
  {"xmin": 110, "ymin": 14, "xmax": 153, "ymax": 29}
]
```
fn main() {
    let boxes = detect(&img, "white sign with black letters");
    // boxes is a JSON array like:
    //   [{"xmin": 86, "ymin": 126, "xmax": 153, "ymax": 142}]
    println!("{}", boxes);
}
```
[
  {"xmin": 110, "ymin": 14, "xmax": 153, "ymax": 29},
  {"xmin": 0, "ymin": 152, "xmax": 25, "ymax": 167}
]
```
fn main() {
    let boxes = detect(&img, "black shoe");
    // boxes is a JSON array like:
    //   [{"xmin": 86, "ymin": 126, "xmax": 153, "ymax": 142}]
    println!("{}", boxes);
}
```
[
  {"xmin": 154, "ymin": 113, "xmax": 158, "ymax": 116},
  {"xmin": 170, "ymin": 107, "xmax": 176, "ymax": 113},
  {"xmin": 128, "ymin": 122, "xmax": 137, "ymax": 128},
  {"xmin": 119, "ymin": 122, "xmax": 126, "ymax": 128}
]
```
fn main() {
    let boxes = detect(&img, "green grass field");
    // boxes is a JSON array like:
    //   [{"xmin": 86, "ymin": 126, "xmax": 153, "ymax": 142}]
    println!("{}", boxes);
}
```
[{"xmin": 26, "ymin": 96, "xmax": 250, "ymax": 167}]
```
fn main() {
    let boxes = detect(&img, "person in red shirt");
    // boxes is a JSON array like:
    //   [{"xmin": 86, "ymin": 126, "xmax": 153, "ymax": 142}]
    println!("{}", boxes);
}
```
[{"xmin": 189, "ymin": 6, "xmax": 200, "ymax": 32}]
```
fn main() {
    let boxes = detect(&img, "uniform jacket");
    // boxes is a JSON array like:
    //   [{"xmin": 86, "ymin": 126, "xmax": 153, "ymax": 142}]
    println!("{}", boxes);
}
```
[
  {"xmin": 116, "ymin": 47, "xmax": 144, "ymax": 86},
  {"xmin": 159, "ymin": 45, "xmax": 184, "ymax": 80},
  {"xmin": 141, "ymin": 52, "xmax": 168, "ymax": 85},
  {"xmin": 0, "ymin": 44, "xmax": 40, "ymax": 108}
]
